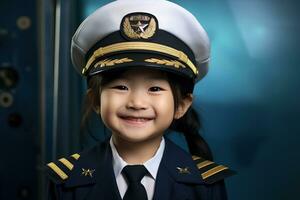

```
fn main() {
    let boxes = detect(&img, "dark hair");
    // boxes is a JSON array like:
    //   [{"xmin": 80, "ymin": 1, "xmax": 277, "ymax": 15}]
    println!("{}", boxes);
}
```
[
  {"xmin": 168, "ymin": 75, "xmax": 213, "ymax": 160},
  {"xmin": 81, "ymin": 70, "xmax": 213, "ymax": 161}
]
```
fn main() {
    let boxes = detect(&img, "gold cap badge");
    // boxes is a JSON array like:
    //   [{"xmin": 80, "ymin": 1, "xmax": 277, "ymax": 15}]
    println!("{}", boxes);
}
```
[{"xmin": 121, "ymin": 13, "xmax": 158, "ymax": 40}]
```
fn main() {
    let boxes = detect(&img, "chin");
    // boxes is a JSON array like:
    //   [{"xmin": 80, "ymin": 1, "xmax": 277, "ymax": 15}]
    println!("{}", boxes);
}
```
[
  {"xmin": 122, "ymin": 134, "xmax": 152, "ymax": 143},
  {"xmin": 114, "ymin": 131, "xmax": 160, "ymax": 144}
]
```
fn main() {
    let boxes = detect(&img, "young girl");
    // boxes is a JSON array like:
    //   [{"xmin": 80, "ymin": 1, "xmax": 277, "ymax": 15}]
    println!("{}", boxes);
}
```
[{"xmin": 45, "ymin": 0, "xmax": 235, "ymax": 199}]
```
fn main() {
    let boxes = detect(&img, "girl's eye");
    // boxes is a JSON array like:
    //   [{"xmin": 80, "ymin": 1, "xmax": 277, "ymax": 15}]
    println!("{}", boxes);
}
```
[
  {"xmin": 149, "ymin": 86, "xmax": 163, "ymax": 92},
  {"xmin": 112, "ymin": 85, "xmax": 128, "ymax": 90}
]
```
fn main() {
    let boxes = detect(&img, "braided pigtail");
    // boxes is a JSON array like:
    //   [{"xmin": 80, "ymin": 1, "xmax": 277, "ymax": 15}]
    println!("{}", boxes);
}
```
[
  {"xmin": 168, "ymin": 74, "xmax": 213, "ymax": 161},
  {"xmin": 171, "ymin": 107, "xmax": 213, "ymax": 161}
]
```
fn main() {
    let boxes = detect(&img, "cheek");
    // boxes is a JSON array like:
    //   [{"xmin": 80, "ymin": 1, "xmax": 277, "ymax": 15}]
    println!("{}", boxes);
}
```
[
  {"xmin": 156, "ymin": 93, "xmax": 175, "ymax": 116},
  {"xmin": 100, "ymin": 92, "xmax": 112, "ymax": 118},
  {"xmin": 100, "ymin": 91, "xmax": 124, "ymax": 115}
]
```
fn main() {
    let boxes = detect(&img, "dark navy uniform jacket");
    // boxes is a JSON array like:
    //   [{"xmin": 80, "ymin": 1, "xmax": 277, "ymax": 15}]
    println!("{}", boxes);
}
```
[{"xmin": 45, "ymin": 138, "xmax": 235, "ymax": 200}]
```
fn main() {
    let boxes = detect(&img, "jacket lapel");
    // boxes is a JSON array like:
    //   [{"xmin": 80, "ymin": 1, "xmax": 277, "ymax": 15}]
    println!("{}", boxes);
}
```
[
  {"xmin": 152, "ymin": 163, "xmax": 174, "ymax": 200},
  {"xmin": 153, "ymin": 138, "xmax": 205, "ymax": 200},
  {"xmin": 63, "ymin": 140, "xmax": 122, "ymax": 200},
  {"xmin": 87, "ymin": 141, "xmax": 122, "ymax": 200}
]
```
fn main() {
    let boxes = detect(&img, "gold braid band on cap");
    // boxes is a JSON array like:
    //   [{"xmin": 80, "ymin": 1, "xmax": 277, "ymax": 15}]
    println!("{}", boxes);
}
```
[{"xmin": 82, "ymin": 42, "xmax": 198, "ymax": 75}]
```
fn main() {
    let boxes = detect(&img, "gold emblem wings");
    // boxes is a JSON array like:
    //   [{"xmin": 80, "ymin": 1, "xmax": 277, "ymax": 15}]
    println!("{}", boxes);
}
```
[{"xmin": 123, "ymin": 17, "xmax": 156, "ymax": 39}]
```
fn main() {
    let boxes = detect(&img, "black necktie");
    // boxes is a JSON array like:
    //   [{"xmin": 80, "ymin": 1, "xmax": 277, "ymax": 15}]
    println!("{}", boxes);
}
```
[{"xmin": 122, "ymin": 165, "xmax": 148, "ymax": 200}]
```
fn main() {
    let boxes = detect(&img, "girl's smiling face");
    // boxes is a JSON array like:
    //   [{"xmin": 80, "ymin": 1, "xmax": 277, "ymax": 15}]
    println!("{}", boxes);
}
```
[{"xmin": 100, "ymin": 69, "xmax": 176, "ymax": 143}]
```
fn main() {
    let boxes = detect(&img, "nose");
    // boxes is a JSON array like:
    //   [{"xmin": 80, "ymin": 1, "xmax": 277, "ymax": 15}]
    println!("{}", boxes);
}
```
[{"xmin": 126, "ymin": 90, "xmax": 148, "ymax": 110}]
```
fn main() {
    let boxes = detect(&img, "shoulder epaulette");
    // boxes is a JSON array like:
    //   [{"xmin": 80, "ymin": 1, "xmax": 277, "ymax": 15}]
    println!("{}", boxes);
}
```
[
  {"xmin": 45, "ymin": 153, "xmax": 81, "ymax": 184},
  {"xmin": 192, "ymin": 155, "xmax": 236, "ymax": 184}
]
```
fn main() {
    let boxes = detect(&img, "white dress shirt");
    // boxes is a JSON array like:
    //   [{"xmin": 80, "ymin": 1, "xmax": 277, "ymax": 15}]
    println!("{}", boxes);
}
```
[{"xmin": 110, "ymin": 137, "xmax": 165, "ymax": 200}]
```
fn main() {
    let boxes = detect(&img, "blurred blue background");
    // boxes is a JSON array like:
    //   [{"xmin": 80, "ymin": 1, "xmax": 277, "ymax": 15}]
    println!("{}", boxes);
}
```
[{"xmin": 0, "ymin": 0, "xmax": 299, "ymax": 199}]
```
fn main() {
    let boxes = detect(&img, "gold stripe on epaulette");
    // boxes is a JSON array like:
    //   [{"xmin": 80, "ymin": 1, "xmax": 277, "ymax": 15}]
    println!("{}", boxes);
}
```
[
  {"xmin": 201, "ymin": 165, "xmax": 228, "ymax": 180},
  {"xmin": 59, "ymin": 158, "xmax": 74, "ymax": 170},
  {"xmin": 71, "ymin": 153, "xmax": 80, "ymax": 160},
  {"xmin": 47, "ymin": 162, "xmax": 68, "ymax": 180},
  {"xmin": 197, "ymin": 160, "xmax": 214, "ymax": 169},
  {"xmin": 192, "ymin": 155, "xmax": 201, "ymax": 160}
]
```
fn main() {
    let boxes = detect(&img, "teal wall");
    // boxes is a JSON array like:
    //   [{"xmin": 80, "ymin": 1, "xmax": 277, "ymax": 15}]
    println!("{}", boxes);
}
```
[{"xmin": 77, "ymin": 0, "xmax": 300, "ymax": 199}]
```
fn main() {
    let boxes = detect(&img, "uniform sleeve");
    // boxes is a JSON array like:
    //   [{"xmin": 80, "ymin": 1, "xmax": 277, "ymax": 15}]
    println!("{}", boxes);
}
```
[
  {"xmin": 46, "ymin": 179, "xmax": 61, "ymax": 200},
  {"xmin": 195, "ymin": 180, "xmax": 228, "ymax": 200}
]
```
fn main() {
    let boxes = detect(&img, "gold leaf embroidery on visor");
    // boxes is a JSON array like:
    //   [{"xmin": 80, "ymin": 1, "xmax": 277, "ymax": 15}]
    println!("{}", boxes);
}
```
[
  {"xmin": 94, "ymin": 58, "xmax": 134, "ymax": 68},
  {"xmin": 82, "ymin": 42, "xmax": 198, "ymax": 76},
  {"xmin": 145, "ymin": 58, "xmax": 186, "ymax": 69}
]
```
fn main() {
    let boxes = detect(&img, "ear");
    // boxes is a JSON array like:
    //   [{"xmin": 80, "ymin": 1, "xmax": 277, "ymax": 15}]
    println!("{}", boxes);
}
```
[
  {"xmin": 174, "ymin": 94, "xmax": 193, "ymax": 119},
  {"xmin": 86, "ymin": 88, "xmax": 100, "ymax": 114}
]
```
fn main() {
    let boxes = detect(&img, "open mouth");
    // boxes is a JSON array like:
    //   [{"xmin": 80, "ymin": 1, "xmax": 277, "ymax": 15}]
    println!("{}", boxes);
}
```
[{"xmin": 119, "ymin": 115, "xmax": 154, "ymax": 125}]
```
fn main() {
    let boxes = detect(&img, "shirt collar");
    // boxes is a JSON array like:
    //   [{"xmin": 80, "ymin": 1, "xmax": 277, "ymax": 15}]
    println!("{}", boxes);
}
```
[
  {"xmin": 110, "ymin": 137, "xmax": 128, "ymax": 178},
  {"xmin": 110, "ymin": 137, "xmax": 165, "ymax": 180}
]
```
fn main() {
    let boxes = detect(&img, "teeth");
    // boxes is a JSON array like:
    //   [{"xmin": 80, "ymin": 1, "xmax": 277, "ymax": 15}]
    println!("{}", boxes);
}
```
[
  {"xmin": 123, "ymin": 117, "xmax": 151, "ymax": 122},
  {"xmin": 127, "ymin": 118, "xmax": 148, "ymax": 121}
]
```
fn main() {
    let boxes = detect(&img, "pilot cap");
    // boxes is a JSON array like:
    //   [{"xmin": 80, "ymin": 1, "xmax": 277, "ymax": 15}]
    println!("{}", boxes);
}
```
[{"xmin": 71, "ymin": 0, "xmax": 210, "ymax": 86}]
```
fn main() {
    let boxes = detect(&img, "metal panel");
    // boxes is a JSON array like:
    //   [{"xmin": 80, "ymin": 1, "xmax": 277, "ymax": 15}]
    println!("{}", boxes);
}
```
[{"xmin": 0, "ymin": 0, "xmax": 38, "ymax": 199}]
